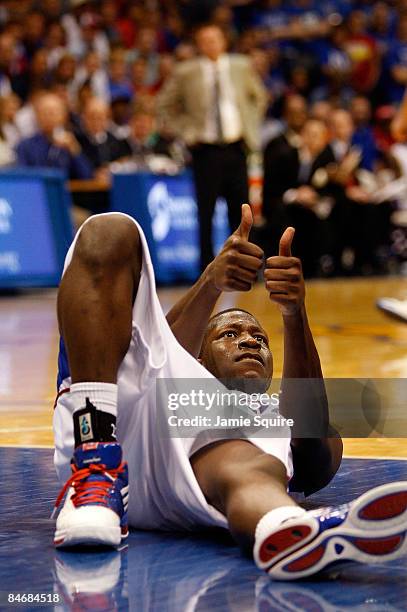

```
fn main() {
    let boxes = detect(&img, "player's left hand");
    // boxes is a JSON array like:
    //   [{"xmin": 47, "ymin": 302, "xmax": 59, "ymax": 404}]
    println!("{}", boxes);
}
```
[
  {"xmin": 264, "ymin": 227, "xmax": 305, "ymax": 316},
  {"xmin": 207, "ymin": 203, "xmax": 264, "ymax": 292}
]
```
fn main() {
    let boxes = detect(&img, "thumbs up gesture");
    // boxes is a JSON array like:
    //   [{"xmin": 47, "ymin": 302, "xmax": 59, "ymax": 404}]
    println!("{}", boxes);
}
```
[
  {"xmin": 264, "ymin": 227, "xmax": 305, "ymax": 315},
  {"xmin": 208, "ymin": 204, "xmax": 264, "ymax": 292}
]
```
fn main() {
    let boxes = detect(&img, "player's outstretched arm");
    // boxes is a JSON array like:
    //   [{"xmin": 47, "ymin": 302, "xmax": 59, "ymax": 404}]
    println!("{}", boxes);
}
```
[
  {"xmin": 264, "ymin": 229, "xmax": 343, "ymax": 495},
  {"xmin": 166, "ymin": 204, "xmax": 264, "ymax": 357}
]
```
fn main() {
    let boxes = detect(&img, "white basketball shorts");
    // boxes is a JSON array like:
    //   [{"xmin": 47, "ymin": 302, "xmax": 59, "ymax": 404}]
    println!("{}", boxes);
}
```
[{"xmin": 53, "ymin": 213, "xmax": 293, "ymax": 532}]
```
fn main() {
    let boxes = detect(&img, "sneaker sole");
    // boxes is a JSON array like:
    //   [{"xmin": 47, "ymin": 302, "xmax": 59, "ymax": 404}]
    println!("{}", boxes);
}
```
[
  {"xmin": 256, "ymin": 481, "xmax": 407, "ymax": 580},
  {"xmin": 54, "ymin": 525, "xmax": 128, "ymax": 549},
  {"xmin": 376, "ymin": 300, "xmax": 407, "ymax": 322}
]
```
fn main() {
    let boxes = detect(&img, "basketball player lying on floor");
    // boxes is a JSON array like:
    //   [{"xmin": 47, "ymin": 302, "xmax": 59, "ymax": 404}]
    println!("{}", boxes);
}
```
[{"xmin": 52, "ymin": 205, "xmax": 407, "ymax": 581}]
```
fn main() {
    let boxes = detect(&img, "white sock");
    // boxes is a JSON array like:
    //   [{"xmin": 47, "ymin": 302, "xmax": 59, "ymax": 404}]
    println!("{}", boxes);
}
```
[
  {"xmin": 255, "ymin": 506, "xmax": 307, "ymax": 543},
  {"xmin": 70, "ymin": 382, "xmax": 118, "ymax": 417}
]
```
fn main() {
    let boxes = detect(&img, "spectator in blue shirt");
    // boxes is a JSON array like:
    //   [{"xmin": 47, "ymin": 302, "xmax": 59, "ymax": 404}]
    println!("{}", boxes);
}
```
[
  {"xmin": 251, "ymin": 0, "xmax": 291, "ymax": 31},
  {"xmin": 107, "ymin": 49, "xmax": 133, "ymax": 103},
  {"xmin": 369, "ymin": 1, "xmax": 396, "ymax": 56},
  {"xmin": 15, "ymin": 92, "xmax": 92, "ymax": 179},
  {"xmin": 312, "ymin": 25, "xmax": 353, "ymax": 103},
  {"xmin": 286, "ymin": 0, "xmax": 321, "ymax": 19},
  {"xmin": 319, "ymin": 0, "xmax": 352, "ymax": 20},
  {"xmin": 385, "ymin": 14, "xmax": 407, "ymax": 105}
]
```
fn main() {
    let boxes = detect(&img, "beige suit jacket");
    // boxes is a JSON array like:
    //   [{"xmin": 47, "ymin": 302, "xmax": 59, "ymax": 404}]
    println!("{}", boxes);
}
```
[{"xmin": 157, "ymin": 54, "xmax": 268, "ymax": 152}]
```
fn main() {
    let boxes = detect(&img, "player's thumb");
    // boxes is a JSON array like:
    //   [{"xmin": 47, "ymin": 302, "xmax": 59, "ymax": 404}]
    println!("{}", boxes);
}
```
[
  {"xmin": 279, "ymin": 227, "xmax": 295, "ymax": 257},
  {"xmin": 234, "ymin": 203, "xmax": 253, "ymax": 241}
]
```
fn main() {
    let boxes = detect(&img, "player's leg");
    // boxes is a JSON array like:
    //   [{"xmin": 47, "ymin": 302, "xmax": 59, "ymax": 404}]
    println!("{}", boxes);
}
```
[
  {"xmin": 191, "ymin": 439, "xmax": 299, "ymax": 552},
  {"xmin": 53, "ymin": 214, "xmax": 142, "ymax": 548},
  {"xmin": 192, "ymin": 439, "xmax": 407, "ymax": 581},
  {"xmin": 58, "ymin": 213, "xmax": 141, "ymax": 384}
]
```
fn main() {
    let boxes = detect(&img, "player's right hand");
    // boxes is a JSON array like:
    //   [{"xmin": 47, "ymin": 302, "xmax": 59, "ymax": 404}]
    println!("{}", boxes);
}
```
[
  {"xmin": 264, "ymin": 227, "xmax": 305, "ymax": 316},
  {"xmin": 207, "ymin": 203, "xmax": 264, "ymax": 292}
]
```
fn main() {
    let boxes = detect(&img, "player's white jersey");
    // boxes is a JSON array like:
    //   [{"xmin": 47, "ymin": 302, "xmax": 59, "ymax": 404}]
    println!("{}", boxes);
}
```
[{"xmin": 54, "ymin": 213, "xmax": 293, "ymax": 531}]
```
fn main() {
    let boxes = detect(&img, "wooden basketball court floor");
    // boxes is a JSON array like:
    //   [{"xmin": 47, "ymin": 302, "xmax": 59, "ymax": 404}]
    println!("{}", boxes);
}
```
[{"xmin": 0, "ymin": 276, "xmax": 406, "ymax": 610}]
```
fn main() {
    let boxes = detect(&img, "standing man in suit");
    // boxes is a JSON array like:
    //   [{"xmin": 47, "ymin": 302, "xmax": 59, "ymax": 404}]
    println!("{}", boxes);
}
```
[
  {"xmin": 158, "ymin": 23, "xmax": 267, "ymax": 271},
  {"xmin": 263, "ymin": 117, "xmax": 336, "ymax": 277}
]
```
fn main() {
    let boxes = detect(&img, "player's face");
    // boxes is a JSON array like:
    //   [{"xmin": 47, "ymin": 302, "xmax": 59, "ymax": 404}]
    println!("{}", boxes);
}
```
[{"xmin": 201, "ymin": 312, "xmax": 273, "ymax": 391}]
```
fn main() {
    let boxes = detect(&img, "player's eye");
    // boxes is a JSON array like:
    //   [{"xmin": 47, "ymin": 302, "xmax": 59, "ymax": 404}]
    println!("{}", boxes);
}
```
[
  {"xmin": 222, "ymin": 330, "xmax": 237, "ymax": 338},
  {"xmin": 255, "ymin": 335, "xmax": 267, "ymax": 344}
]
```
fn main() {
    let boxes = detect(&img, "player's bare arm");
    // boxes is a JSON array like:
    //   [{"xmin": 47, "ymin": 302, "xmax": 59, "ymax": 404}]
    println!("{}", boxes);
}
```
[
  {"xmin": 264, "ymin": 228, "xmax": 343, "ymax": 495},
  {"xmin": 166, "ymin": 204, "xmax": 264, "ymax": 357},
  {"xmin": 52, "ymin": 212, "xmax": 406, "ymax": 582}
]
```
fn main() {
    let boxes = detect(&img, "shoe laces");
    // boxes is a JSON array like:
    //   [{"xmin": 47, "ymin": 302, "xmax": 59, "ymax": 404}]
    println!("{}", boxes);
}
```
[{"xmin": 51, "ymin": 462, "xmax": 126, "ymax": 519}]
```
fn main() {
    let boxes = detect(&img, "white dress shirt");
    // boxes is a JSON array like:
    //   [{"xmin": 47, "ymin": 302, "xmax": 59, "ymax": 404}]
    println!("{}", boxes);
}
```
[{"xmin": 200, "ymin": 55, "xmax": 243, "ymax": 144}]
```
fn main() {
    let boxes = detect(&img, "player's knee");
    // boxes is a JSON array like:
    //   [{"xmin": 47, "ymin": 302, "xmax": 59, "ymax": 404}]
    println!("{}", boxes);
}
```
[
  {"xmin": 216, "ymin": 453, "xmax": 288, "ymax": 498},
  {"xmin": 74, "ymin": 214, "xmax": 140, "ymax": 269}
]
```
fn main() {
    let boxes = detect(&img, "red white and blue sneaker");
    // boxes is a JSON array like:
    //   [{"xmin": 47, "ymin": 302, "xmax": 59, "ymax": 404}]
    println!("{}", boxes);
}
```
[
  {"xmin": 254, "ymin": 481, "xmax": 407, "ymax": 580},
  {"xmin": 52, "ymin": 442, "xmax": 129, "ymax": 548}
]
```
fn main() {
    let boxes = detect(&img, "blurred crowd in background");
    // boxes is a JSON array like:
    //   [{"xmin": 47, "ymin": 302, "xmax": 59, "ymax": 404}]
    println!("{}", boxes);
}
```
[{"xmin": 0, "ymin": 0, "xmax": 407, "ymax": 277}]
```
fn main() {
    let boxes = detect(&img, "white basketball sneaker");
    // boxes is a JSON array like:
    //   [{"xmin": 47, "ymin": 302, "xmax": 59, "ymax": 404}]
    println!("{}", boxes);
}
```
[
  {"xmin": 254, "ymin": 482, "xmax": 407, "ymax": 580},
  {"xmin": 52, "ymin": 442, "xmax": 129, "ymax": 548}
]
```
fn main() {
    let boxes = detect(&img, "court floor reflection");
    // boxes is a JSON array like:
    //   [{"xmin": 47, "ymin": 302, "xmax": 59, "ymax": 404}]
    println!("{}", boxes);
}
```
[
  {"xmin": 53, "ymin": 534, "xmax": 407, "ymax": 612},
  {"xmin": 0, "ymin": 450, "xmax": 406, "ymax": 612}
]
